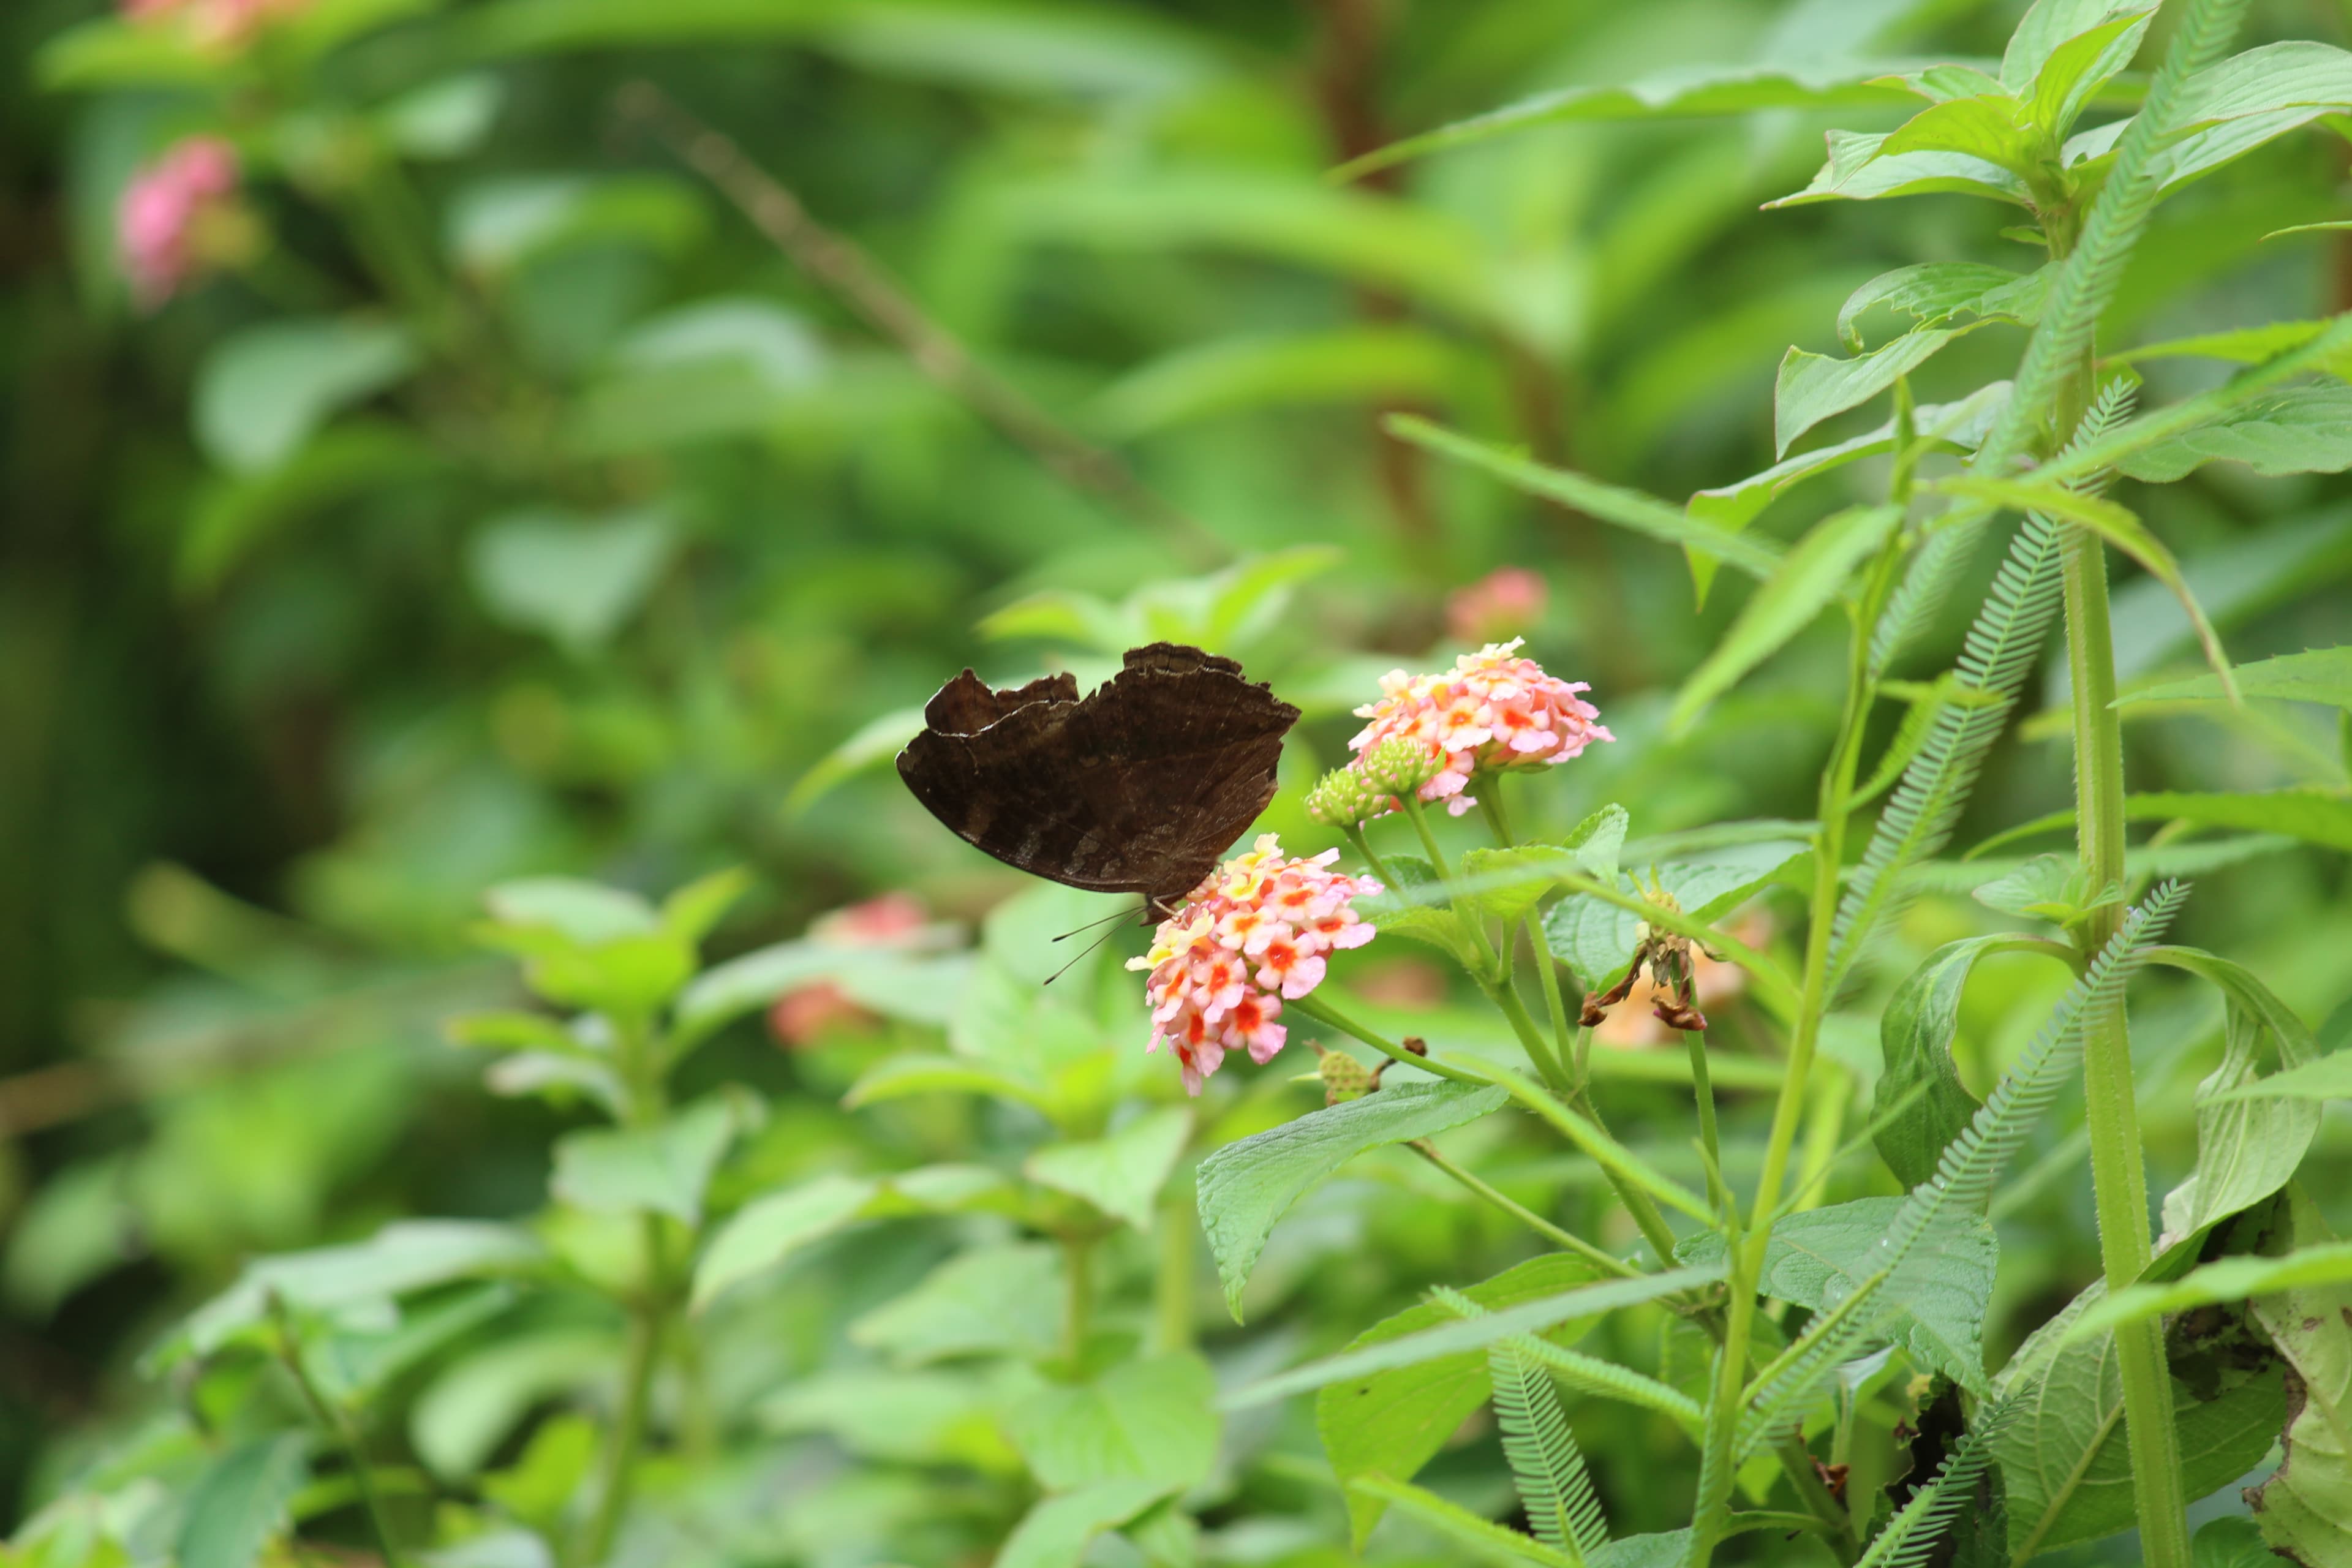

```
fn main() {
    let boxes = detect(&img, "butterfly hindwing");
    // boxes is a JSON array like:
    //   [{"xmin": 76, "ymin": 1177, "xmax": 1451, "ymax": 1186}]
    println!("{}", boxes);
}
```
[{"xmin": 895, "ymin": 643, "xmax": 1298, "ymax": 903}]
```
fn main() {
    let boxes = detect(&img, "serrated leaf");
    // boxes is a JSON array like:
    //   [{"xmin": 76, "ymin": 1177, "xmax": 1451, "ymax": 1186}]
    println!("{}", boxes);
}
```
[
  {"xmin": 1670, "ymin": 505, "xmax": 1903, "ymax": 729},
  {"xmin": 1766, "ymin": 127, "xmax": 2029, "ymax": 209},
  {"xmin": 1353, "ymin": 855, "xmax": 1483, "ymax": 970},
  {"xmin": 1318, "ymin": 1256, "xmax": 1602, "ymax": 1545},
  {"xmin": 1023, "ymin": 1107, "xmax": 1192, "ymax": 1230},
  {"xmin": 2195, "ymin": 1517, "xmax": 2280, "ymax": 1568},
  {"xmin": 2000, "ymin": 0, "xmax": 2146, "ymax": 92},
  {"xmin": 2149, "ymin": 948, "xmax": 2321, "ymax": 1270},
  {"xmin": 1970, "ymin": 853, "xmax": 2117, "ymax": 925},
  {"xmin": 2154, "ymin": 41, "xmax": 2352, "ymax": 194},
  {"xmin": 1005, "ymin": 1352, "xmax": 1219, "ymax": 1493},
  {"xmin": 2120, "ymin": 646, "xmax": 2352, "ymax": 710},
  {"xmin": 1875, "ymin": 93, "xmax": 2039, "ymax": 179},
  {"xmin": 2026, "ymin": 7, "xmax": 2156, "ymax": 135},
  {"xmin": 1875, "ymin": 936, "xmax": 2056, "ymax": 1187},
  {"xmin": 2117, "ymin": 384, "xmax": 2352, "ymax": 481},
  {"xmin": 1678, "ymin": 1197, "xmax": 1996, "ymax": 1390},
  {"xmin": 1458, "ymin": 805, "xmax": 1628, "ymax": 930},
  {"xmin": 1542, "ymin": 840, "xmax": 1807, "ymax": 993},
  {"xmin": 1196, "ymin": 1081, "xmax": 1507, "ymax": 1321},
  {"xmin": 1991, "ymin": 1279, "xmax": 2287, "ymax": 1556},
  {"xmin": 2066, "ymin": 1240, "xmax": 2352, "ymax": 1343},
  {"xmin": 1776, "ymin": 334, "xmax": 1968, "ymax": 456},
  {"xmin": 1836, "ymin": 264, "xmax": 2045, "ymax": 350}
]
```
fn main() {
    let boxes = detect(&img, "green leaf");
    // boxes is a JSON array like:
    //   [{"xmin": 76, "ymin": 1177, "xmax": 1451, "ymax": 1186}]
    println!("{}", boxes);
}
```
[
  {"xmin": 1196, "ymin": 1080, "xmax": 1507, "ymax": 1321},
  {"xmin": 1765, "ymin": 127, "xmax": 2029, "ymax": 210},
  {"xmin": 691, "ymin": 1165, "xmax": 1012, "ymax": 1310},
  {"xmin": 482, "ymin": 877, "xmax": 658, "ymax": 942},
  {"xmin": 468, "ymin": 507, "xmax": 677, "ymax": 653},
  {"xmin": 1388, "ymin": 415, "xmax": 1784, "ymax": 581},
  {"xmin": 995, "ymin": 1478, "xmax": 1176, "ymax": 1568},
  {"xmin": 1678, "ymin": 1197, "xmax": 1996, "ymax": 1391},
  {"xmin": 1005, "ymin": 1352, "xmax": 1219, "ymax": 1493},
  {"xmin": 1350, "ymin": 854, "xmax": 1483, "ymax": 970},
  {"xmin": 1875, "ymin": 93, "xmax": 2040, "ymax": 180},
  {"xmin": 1991, "ymin": 1278, "xmax": 2288, "ymax": 1557},
  {"xmin": 193, "ymin": 318, "xmax": 417, "ymax": 476},
  {"xmin": 1875, "ymin": 936, "xmax": 2056, "ymax": 1188},
  {"xmin": 1490, "ymin": 1332, "xmax": 1609, "ymax": 1558},
  {"xmin": 159, "ymin": 1221, "xmax": 543, "ymax": 1365},
  {"xmin": 1836, "ymin": 264, "xmax": 2045, "ymax": 350},
  {"xmin": 2148, "ymin": 947, "xmax": 2321, "ymax": 1270},
  {"xmin": 1225, "ymin": 1265, "xmax": 1725, "ymax": 1408},
  {"xmin": 1775, "ymin": 334, "xmax": 1969, "ymax": 456},
  {"xmin": 1458, "ymin": 805, "xmax": 1628, "ymax": 930},
  {"xmin": 1023, "ymin": 1106, "xmax": 1192, "ymax": 1230},
  {"xmin": 659, "ymin": 867, "xmax": 752, "ymax": 946},
  {"xmin": 550, "ymin": 1092, "xmax": 750, "ymax": 1223},
  {"xmin": 1590, "ymin": 1533, "xmax": 1697, "ymax": 1568},
  {"xmin": 1669, "ymin": 505, "xmax": 1904, "ymax": 729},
  {"xmin": 410, "ymin": 1327, "xmax": 618, "ymax": 1479},
  {"xmin": 1936, "ymin": 474, "xmax": 2237, "ymax": 701},
  {"xmin": 2110, "ymin": 318, "xmax": 2348, "ymax": 370},
  {"xmin": 2117, "ymin": 385, "xmax": 2352, "ymax": 481},
  {"xmin": 2245, "ymin": 1187, "xmax": 2352, "ymax": 1565},
  {"xmin": 2120, "ymin": 646, "xmax": 2352, "ymax": 710},
  {"xmin": 1542, "ymin": 840, "xmax": 1808, "ymax": 993},
  {"xmin": 2000, "ymin": 0, "xmax": 2146, "ymax": 93},
  {"xmin": 2206, "ymin": 1047, "xmax": 2352, "ymax": 1104},
  {"xmin": 2195, "ymin": 1517, "xmax": 2280, "ymax": 1568},
  {"xmin": 849, "ymin": 1242, "xmax": 1065, "ymax": 1365},
  {"xmin": 843, "ymin": 1053, "xmax": 1056, "ymax": 1115},
  {"xmin": 1994, "ymin": 789, "xmax": 2352, "ymax": 853},
  {"xmin": 2024, "ymin": 7, "xmax": 2157, "ymax": 135},
  {"xmin": 758, "ymin": 1367, "xmax": 1006, "ymax": 1468},
  {"xmin": 1333, "ymin": 60, "xmax": 1923, "ymax": 182},
  {"xmin": 1317, "ymin": 1255, "xmax": 1602, "ymax": 1546},
  {"xmin": 1341, "ymin": 1474, "xmax": 1578, "ymax": 1566},
  {"xmin": 1971, "ymin": 853, "xmax": 2119, "ymax": 926},
  {"xmin": 2066, "ymin": 1242, "xmax": 2352, "ymax": 1343},
  {"xmin": 2154, "ymin": 41, "xmax": 2352, "ymax": 194},
  {"xmin": 177, "ymin": 1434, "xmax": 311, "ymax": 1568},
  {"xmin": 1091, "ymin": 326, "xmax": 1467, "ymax": 437}
]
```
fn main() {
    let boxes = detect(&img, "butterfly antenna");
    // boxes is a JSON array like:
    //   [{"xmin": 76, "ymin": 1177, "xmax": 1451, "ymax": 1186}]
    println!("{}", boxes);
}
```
[
  {"xmin": 1044, "ymin": 918, "xmax": 1127, "ymax": 986},
  {"xmin": 1051, "ymin": 905, "xmax": 1137, "ymax": 943}
]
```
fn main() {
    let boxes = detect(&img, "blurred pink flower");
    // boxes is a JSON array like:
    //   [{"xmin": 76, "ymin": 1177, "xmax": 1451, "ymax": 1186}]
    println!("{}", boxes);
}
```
[
  {"xmin": 123, "ymin": 0, "xmax": 310, "ymax": 49},
  {"xmin": 1348, "ymin": 639, "xmax": 1613, "ymax": 816},
  {"xmin": 118, "ymin": 137, "xmax": 241, "ymax": 308},
  {"xmin": 1128, "ymin": 834, "xmax": 1379, "ymax": 1095},
  {"xmin": 1447, "ymin": 567, "xmax": 1548, "ymax": 645},
  {"xmin": 766, "ymin": 892, "xmax": 934, "ymax": 1049}
]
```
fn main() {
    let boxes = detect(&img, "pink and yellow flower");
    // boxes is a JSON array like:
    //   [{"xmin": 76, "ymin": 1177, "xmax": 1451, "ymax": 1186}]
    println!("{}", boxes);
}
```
[
  {"xmin": 1347, "ymin": 638, "xmax": 1612, "ymax": 816},
  {"xmin": 1128, "ymin": 834, "xmax": 1379, "ymax": 1095},
  {"xmin": 117, "ymin": 136, "xmax": 243, "ymax": 308}
]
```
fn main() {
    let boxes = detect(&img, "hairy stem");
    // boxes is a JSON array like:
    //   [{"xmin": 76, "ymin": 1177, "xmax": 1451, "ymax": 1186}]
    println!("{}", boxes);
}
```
[{"xmin": 1685, "ymin": 1031, "xmax": 1724, "ymax": 1216}]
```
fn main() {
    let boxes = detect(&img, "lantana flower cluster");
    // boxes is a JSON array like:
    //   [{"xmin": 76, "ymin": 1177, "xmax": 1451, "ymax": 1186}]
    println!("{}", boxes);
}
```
[
  {"xmin": 1346, "ymin": 638, "xmax": 1613, "ymax": 816},
  {"xmin": 1128, "ymin": 835, "xmax": 1379, "ymax": 1095},
  {"xmin": 117, "ymin": 137, "xmax": 244, "ymax": 308}
]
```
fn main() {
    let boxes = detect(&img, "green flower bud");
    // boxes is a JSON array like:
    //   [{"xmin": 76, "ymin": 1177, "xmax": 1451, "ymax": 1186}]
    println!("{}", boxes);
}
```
[
  {"xmin": 1357, "ymin": 736, "xmax": 1440, "ymax": 799},
  {"xmin": 1305, "ymin": 766, "xmax": 1379, "ymax": 828}
]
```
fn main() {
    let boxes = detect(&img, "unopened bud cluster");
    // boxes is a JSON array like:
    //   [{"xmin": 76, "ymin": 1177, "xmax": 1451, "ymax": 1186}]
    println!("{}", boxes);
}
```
[
  {"xmin": 1305, "ymin": 766, "xmax": 1382, "ymax": 829},
  {"xmin": 1355, "ymin": 736, "xmax": 1442, "ymax": 799}
]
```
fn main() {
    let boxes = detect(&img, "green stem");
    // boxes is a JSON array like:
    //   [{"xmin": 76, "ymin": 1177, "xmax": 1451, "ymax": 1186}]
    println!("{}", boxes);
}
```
[
  {"xmin": 1400, "ymin": 794, "xmax": 1503, "ymax": 976},
  {"xmin": 582, "ymin": 1215, "xmax": 666, "ymax": 1567},
  {"xmin": 1283, "ymin": 992, "xmax": 1484, "ymax": 1084},
  {"xmin": 1063, "ymin": 1232, "xmax": 1095, "ymax": 1364},
  {"xmin": 1685, "ymin": 1031, "xmax": 1724, "ymax": 1215},
  {"xmin": 1528, "ymin": 914, "xmax": 1581, "ymax": 1090},
  {"xmin": 1153, "ymin": 1191, "xmax": 1196, "ymax": 1353},
  {"xmin": 268, "ymin": 1295, "xmax": 408, "ymax": 1568},
  {"xmin": 1343, "ymin": 824, "xmax": 1398, "ymax": 889},
  {"xmin": 1409, "ymin": 1138, "xmax": 1639, "ymax": 1278},
  {"xmin": 2065, "ymin": 526, "xmax": 2189, "ymax": 1565}
]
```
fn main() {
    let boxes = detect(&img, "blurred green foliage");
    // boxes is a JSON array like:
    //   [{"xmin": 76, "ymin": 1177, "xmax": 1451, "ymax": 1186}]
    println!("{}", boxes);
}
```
[{"xmin": 5, "ymin": 0, "xmax": 2352, "ymax": 1563}]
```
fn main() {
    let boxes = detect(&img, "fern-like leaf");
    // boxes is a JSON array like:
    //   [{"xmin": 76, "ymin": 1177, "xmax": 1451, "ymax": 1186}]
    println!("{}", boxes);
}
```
[
  {"xmin": 1492, "ymin": 1338, "xmax": 1608, "ymax": 1562},
  {"xmin": 1853, "ymin": 1396, "xmax": 2016, "ymax": 1567},
  {"xmin": 1833, "ymin": 379, "xmax": 2141, "ymax": 986},
  {"xmin": 1738, "ymin": 883, "xmax": 2187, "ymax": 1457}
]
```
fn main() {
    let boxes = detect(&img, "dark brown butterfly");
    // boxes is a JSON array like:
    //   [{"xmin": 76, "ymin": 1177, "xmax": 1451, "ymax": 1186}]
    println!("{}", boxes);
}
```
[{"xmin": 896, "ymin": 643, "xmax": 1300, "ymax": 912}]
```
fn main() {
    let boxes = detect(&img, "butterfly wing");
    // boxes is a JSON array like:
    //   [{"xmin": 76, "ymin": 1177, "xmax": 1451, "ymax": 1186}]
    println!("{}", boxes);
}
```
[{"xmin": 895, "ymin": 644, "xmax": 1298, "ymax": 901}]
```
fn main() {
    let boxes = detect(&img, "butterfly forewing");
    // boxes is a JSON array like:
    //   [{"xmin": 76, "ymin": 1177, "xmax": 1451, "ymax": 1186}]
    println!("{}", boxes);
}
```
[{"xmin": 895, "ymin": 643, "xmax": 1299, "ymax": 905}]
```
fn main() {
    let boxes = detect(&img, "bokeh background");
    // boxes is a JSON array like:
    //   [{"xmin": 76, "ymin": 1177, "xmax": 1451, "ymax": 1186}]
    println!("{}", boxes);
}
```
[{"xmin": 6, "ymin": 0, "xmax": 2352, "ymax": 1558}]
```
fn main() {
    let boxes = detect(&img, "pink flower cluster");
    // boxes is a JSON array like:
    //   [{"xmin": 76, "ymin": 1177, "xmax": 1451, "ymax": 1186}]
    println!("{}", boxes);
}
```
[
  {"xmin": 1349, "ymin": 638, "xmax": 1613, "ymax": 815},
  {"xmin": 1128, "ymin": 835, "xmax": 1379, "ymax": 1095},
  {"xmin": 118, "ymin": 137, "xmax": 240, "ymax": 308},
  {"xmin": 124, "ymin": 0, "xmax": 309, "ymax": 50}
]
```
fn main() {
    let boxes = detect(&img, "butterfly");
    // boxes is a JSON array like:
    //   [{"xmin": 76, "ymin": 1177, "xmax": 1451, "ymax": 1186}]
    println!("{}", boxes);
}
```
[{"xmin": 896, "ymin": 643, "xmax": 1300, "ymax": 913}]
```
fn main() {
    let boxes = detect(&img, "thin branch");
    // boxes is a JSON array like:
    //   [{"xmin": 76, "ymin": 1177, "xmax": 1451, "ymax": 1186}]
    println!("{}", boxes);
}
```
[{"xmin": 617, "ymin": 83, "xmax": 1222, "ymax": 564}]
